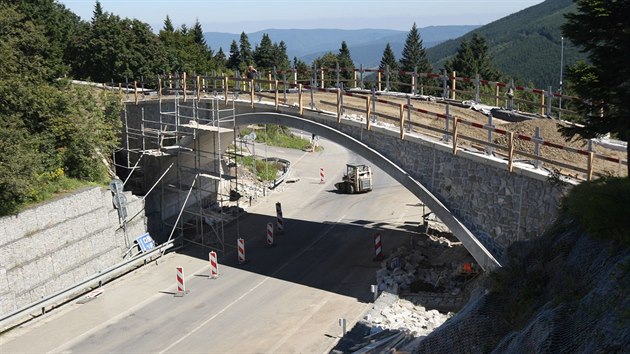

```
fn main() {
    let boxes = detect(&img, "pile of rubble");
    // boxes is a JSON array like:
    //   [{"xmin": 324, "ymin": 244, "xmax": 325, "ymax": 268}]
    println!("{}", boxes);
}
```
[{"xmin": 333, "ymin": 231, "xmax": 481, "ymax": 353}]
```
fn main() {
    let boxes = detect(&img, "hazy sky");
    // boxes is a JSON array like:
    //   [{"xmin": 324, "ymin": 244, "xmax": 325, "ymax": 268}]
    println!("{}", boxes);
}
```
[{"xmin": 58, "ymin": 0, "xmax": 545, "ymax": 33}]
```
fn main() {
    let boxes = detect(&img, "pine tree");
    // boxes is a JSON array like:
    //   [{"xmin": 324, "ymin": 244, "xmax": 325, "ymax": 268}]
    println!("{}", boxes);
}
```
[
  {"xmin": 561, "ymin": 0, "xmax": 630, "ymax": 171},
  {"xmin": 92, "ymin": 1, "xmax": 103, "ymax": 23},
  {"xmin": 337, "ymin": 41, "xmax": 354, "ymax": 84},
  {"xmin": 274, "ymin": 41, "xmax": 291, "ymax": 71},
  {"xmin": 469, "ymin": 33, "xmax": 500, "ymax": 80},
  {"xmin": 191, "ymin": 19, "xmax": 206, "ymax": 47},
  {"xmin": 215, "ymin": 47, "xmax": 227, "ymax": 70},
  {"xmin": 227, "ymin": 40, "xmax": 240, "ymax": 71},
  {"xmin": 399, "ymin": 23, "xmax": 431, "ymax": 93},
  {"xmin": 379, "ymin": 43, "xmax": 399, "ymax": 91},
  {"xmin": 239, "ymin": 32, "xmax": 253, "ymax": 71},
  {"xmin": 253, "ymin": 33, "xmax": 275, "ymax": 70},
  {"xmin": 163, "ymin": 15, "xmax": 174, "ymax": 33}
]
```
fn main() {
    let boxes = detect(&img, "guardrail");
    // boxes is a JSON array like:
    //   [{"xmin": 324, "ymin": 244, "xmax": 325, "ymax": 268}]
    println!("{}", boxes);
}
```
[
  {"xmin": 0, "ymin": 240, "xmax": 176, "ymax": 332},
  {"xmin": 104, "ymin": 74, "xmax": 627, "ymax": 181}
]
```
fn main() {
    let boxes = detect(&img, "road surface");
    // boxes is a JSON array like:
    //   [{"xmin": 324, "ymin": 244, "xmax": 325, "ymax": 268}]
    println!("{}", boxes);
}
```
[{"xmin": 0, "ymin": 134, "xmax": 424, "ymax": 353}]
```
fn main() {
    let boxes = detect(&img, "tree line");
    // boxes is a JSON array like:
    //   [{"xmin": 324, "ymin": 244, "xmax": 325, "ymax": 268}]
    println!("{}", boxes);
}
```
[{"xmin": 0, "ymin": 0, "xmax": 626, "ymax": 216}]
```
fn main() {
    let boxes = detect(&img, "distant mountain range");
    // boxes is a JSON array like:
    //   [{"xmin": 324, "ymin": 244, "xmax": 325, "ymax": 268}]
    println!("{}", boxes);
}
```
[
  {"xmin": 427, "ymin": 0, "xmax": 585, "ymax": 89},
  {"xmin": 203, "ymin": 26, "xmax": 478, "ymax": 68}
]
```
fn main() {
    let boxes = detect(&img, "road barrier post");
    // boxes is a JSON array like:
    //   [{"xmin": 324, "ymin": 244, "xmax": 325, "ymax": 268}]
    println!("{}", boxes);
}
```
[
  {"xmin": 238, "ymin": 238, "xmax": 246, "ymax": 264},
  {"xmin": 209, "ymin": 251, "xmax": 218, "ymax": 279},
  {"xmin": 320, "ymin": 168, "xmax": 325, "ymax": 184},
  {"xmin": 373, "ymin": 233, "xmax": 384, "ymax": 261},
  {"xmin": 276, "ymin": 202, "xmax": 284, "ymax": 233},
  {"xmin": 267, "ymin": 222, "xmax": 274, "ymax": 246},
  {"xmin": 175, "ymin": 266, "xmax": 186, "ymax": 297}
]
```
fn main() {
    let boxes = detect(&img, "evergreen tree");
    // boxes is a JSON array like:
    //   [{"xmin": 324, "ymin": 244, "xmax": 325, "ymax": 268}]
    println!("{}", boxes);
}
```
[
  {"xmin": 191, "ymin": 19, "xmax": 206, "ymax": 46},
  {"xmin": 239, "ymin": 32, "xmax": 253, "ymax": 71},
  {"xmin": 313, "ymin": 52, "xmax": 339, "ymax": 87},
  {"xmin": 379, "ymin": 43, "xmax": 399, "ymax": 91},
  {"xmin": 293, "ymin": 57, "xmax": 310, "ymax": 82},
  {"xmin": 227, "ymin": 40, "xmax": 240, "ymax": 71},
  {"xmin": 274, "ymin": 41, "xmax": 291, "ymax": 71},
  {"xmin": 469, "ymin": 34, "xmax": 500, "ymax": 80},
  {"xmin": 399, "ymin": 23, "xmax": 431, "ymax": 92},
  {"xmin": 561, "ymin": 0, "xmax": 630, "ymax": 171},
  {"xmin": 215, "ymin": 47, "xmax": 227, "ymax": 71},
  {"xmin": 253, "ymin": 33, "xmax": 275, "ymax": 70},
  {"xmin": 163, "ymin": 15, "xmax": 174, "ymax": 33},
  {"xmin": 337, "ymin": 41, "xmax": 355, "ymax": 84},
  {"xmin": 92, "ymin": 0, "xmax": 103, "ymax": 23}
]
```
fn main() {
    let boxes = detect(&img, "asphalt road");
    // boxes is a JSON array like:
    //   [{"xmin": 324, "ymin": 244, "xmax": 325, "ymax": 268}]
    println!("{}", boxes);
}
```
[{"xmin": 0, "ymin": 134, "xmax": 424, "ymax": 353}]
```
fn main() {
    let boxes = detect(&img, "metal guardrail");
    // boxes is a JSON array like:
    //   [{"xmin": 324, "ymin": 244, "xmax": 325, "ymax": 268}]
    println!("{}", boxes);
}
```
[{"xmin": 0, "ymin": 240, "xmax": 176, "ymax": 332}]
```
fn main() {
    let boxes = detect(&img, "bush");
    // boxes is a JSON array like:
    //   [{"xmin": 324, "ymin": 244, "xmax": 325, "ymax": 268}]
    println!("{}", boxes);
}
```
[{"xmin": 561, "ymin": 176, "xmax": 630, "ymax": 246}]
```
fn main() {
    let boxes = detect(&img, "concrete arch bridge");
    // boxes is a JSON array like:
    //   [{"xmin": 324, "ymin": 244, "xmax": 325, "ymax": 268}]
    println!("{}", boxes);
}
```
[{"xmin": 121, "ymin": 90, "xmax": 582, "ymax": 271}]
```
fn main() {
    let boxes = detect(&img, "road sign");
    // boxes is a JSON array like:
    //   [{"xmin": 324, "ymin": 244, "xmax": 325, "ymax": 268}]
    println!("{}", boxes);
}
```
[{"xmin": 136, "ymin": 233, "xmax": 156, "ymax": 253}]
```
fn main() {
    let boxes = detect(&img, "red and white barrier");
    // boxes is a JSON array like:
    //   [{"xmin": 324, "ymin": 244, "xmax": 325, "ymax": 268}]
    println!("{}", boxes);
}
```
[
  {"xmin": 237, "ymin": 238, "xmax": 246, "ymax": 264},
  {"xmin": 276, "ymin": 202, "xmax": 284, "ymax": 233},
  {"xmin": 320, "ymin": 168, "xmax": 325, "ymax": 184},
  {"xmin": 209, "ymin": 251, "xmax": 218, "ymax": 278},
  {"xmin": 175, "ymin": 266, "xmax": 186, "ymax": 297},
  {"xmin": 267, "ymin": 222, "xmax": 274, "ymax": 246},
  {"xmin": 373, "ymin": 233, "xmax": 384, "ymax": 261}
]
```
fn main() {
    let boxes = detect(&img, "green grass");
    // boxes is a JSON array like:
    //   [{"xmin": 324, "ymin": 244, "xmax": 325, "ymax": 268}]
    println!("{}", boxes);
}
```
[
  {"xmin": 238, "ymin": 155, "xmax": 282, "ymax": 181},
  {"xmin": 240, "ymin": 125, "xmax": 314, "ymax": 151}
]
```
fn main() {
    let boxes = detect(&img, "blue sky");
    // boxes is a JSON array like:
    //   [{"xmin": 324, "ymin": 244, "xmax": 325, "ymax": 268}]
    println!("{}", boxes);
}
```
[{"xmin": 58, "ymin": 0, "xmax": 545, "ymax": 33}]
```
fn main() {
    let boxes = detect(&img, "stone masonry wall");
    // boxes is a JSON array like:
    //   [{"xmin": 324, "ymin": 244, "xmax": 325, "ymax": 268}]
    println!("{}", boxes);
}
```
[{"xmin": 0, "ymin": 187, "xmax": 146, "ymax": 317}]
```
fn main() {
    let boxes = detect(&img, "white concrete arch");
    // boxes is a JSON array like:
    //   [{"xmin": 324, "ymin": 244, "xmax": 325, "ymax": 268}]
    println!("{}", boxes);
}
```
[{"xmin": 233, "ymin": 112, "xmax": 502, "ymax": 271}]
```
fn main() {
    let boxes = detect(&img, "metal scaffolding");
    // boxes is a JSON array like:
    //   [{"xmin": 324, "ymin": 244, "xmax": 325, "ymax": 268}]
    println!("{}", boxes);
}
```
[{"xmin": 115, "ymin": 77, "xmax": 239, "ymax": 255}]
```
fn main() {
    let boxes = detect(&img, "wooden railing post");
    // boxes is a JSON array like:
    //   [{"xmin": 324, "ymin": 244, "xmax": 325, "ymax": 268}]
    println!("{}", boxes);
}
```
[
  {"xmin": 274, "ymin": 80, "xmax": 279, "ymax": 111},
  {"xmin": 540, "ymin": 91, "xmax": 545, "ymax": 116},
  {"xmin": 400, "ymin": 103, "xmax": 405, "ymax": 139},
  {"xmin": 377, "ymin": 71, "xmax": 382, "ymax": 92},
  {"xmin": 134, "ymin": 81, "xmax": 138, "ymax": 105},
  {"xmin": 250, "ymin": 79, "xmax": 255, "ymax": 108},
  {"xmin": 353, "ymin": 70, "xmax": 357, "ymax": 88},
  {"xmin": 451, "ymin": 71, "xmax": 456, "ymax": 100},
  {"xmin": 183, "ymin": 72, "xmax": 187, "ymax": 102},
  {"xmin": 495, "ymin": 84, "xmax": 500, "ymax": 106},
  {"xmin": 336, "ymin": 89, "xmax": 342, "ymax": 123},
  {"xmin": 196, "ymin": 75, "xmax": 201, "ymax": 100},
  {"xmin": 224, "ymin": 76, "xmax": 229, "ymax": 105},
  {"xmin": 268, "ymin": 72, "xmax": 272, "ymax": 91},
  {"xmin": 320, "ymin": 67, "xmax": 325, "ymax": 88},
  {"xmin": 365, "ymin": 96, "xmax": 372, "ymax": 130},
  {"xmin": 452, "ymin": 117, "xmax": 459, "ymax": 155},
  {"xmin": 587, "ymin": 151, "xmax": 594, "ymax": 181},
  {"xmin": 158, "ymin": 78, "xmax": 162, "ymax": 101},
  {"xmin": 298, "ymin": 84, "xmax": 303, "ymax": 115},
  {"xmin": 508, "ymin": 132, "xmax": 514, "ymax": 173}
]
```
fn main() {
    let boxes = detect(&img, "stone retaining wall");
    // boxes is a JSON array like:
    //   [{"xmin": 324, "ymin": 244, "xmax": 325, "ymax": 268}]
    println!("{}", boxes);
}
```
[{"xmin": 0, "ymin": 187, "xmax": 146, "ymax": 317}]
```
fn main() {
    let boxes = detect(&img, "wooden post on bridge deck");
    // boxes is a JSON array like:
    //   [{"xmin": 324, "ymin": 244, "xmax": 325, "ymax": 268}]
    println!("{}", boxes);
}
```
[
  {"xmin": 183, "ymin": 72, "xmax": 187, "ymax": 102},
  {"xmin": 224, "ymin": 77, "xmax": 229, "ymax": 105},
  {"xmin": 451, "ymin": 71, "xmax": 457, "ymax": 100},
  {"xmin": 540, "ymin": 91, "xmax": 545, "ymax": 116},
  {"xmin": 365, "ymin": 96, "xmax": 372, "ymax": 131},
  {"xmin": 158, "ymin": 78, "xmax": 162, "ymax": 101},
  {"xmin": 274, "ymin": 80, "xmax": 279, "ymax": 111},
  {"xmin": 336, "ymin": 89, "xmax": 342, "ymax": 123},
  {"xmin": 508, "ymin": 132, "xmax": 514, "ymax": 173},
  {"xmin": 452, "ymin": 117, "xmax": 459, "ymax": 155},
  {"xmin": 134, "ymin": 81, "xmax": 138, "ymax": 105},
  {"xmin": 268, "ymin": 73, "xmax": 272, "ymax": 91},
  {"xmin": 377, "ymin": 71, "xmax": 382, "ymax": 92},
  {"xmin": 298, "ymin": 84, "xmax": 303, "ymax": 115},
  {"xmin": 196, "ymin": 76, "xmax": 201, "ymax": 100},
  {"xmin": 250, "ymin": 79, "xmax": 255, "ymax": 108},
  {"xmin": 495, "ymin": 84, "xmax": 500, "ymax": 106},
  {"xmin": 399, "ymin": 103, "xmax": 405, "ymax": 139},
  {"xmin": 320, "ymin": 67, "xmax": 325, "ymax": 88},
  {"xmin": 587, "ymin": 151, "xmax": 594, "ymax": 181},
  {"xmin": 353, "ymin": 70, "xmax": 357, "ymax": 88}
]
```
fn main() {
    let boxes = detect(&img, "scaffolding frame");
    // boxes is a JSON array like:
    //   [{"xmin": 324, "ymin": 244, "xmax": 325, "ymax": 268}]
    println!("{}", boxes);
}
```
[{"xmin": 116, "ymin": 76, "xmax": 240, "ymax": 256}]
